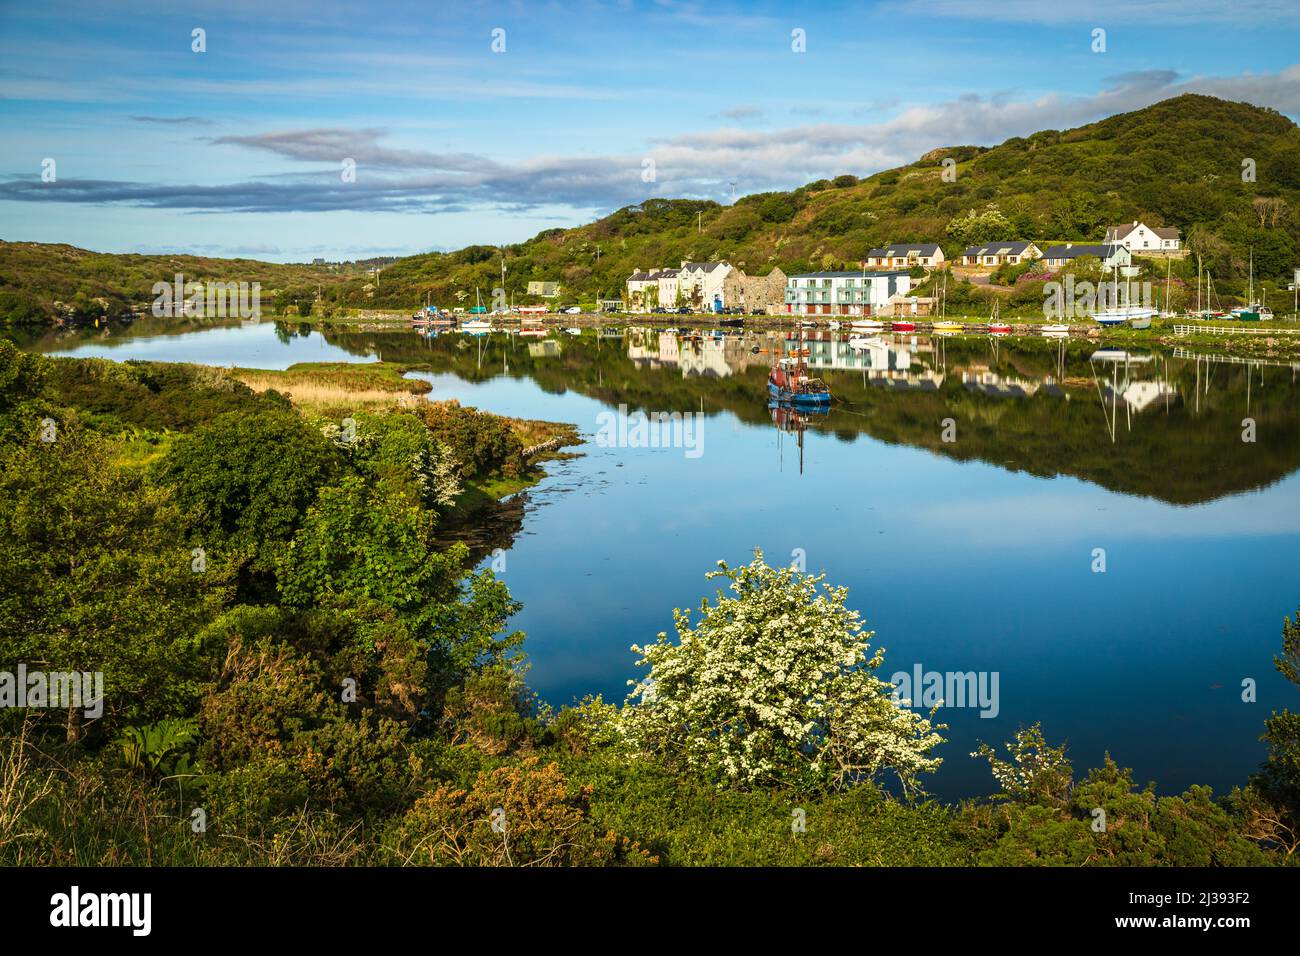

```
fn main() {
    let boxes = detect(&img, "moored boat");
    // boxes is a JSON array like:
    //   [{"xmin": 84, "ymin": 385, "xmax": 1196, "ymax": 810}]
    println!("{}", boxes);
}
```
[
  {"xmin": 931, "ymin": 320, "xmax": 964, "ymax": 334},
  {"xmin": 890, "ymin": 320, "xmax": 916, "ymax": 333},
  {"xmin": 988, "ymin": 321, "xmax": 1012, "ymax": 336},
  {"xmin": 768, "ymin": 356, "xmax": 831, "ymax": 409}
]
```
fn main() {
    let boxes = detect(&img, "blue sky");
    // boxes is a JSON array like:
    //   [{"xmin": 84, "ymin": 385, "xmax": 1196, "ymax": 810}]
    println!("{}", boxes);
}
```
[{"xmin": 1, "ymin": 0, "xmax": 1298, "ymax": 262}]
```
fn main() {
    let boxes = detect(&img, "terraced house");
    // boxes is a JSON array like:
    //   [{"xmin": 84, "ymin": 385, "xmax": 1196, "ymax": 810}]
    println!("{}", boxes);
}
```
[
  {"xmin": 864, "ymin": 243, "xmax": 945, "ymax": 269},
  {"xmin": 958, "ymin": 241, "xmax": 1042, "ymax": 267},
  {"xmin": 784, "ymin": 270, "xmax": 911, "ymax": 316}
]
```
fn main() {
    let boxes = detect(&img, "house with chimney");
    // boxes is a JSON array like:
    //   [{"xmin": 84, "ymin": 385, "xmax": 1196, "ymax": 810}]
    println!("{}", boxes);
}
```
[
  {"xmin": 864, "ymin": 243, "xmax": 945, "ymax": 269},
  {"xmin": 1104, "ymin": 221, "xmax": 1181, "ymax": 253},
  {"xmin": 959, "ymin": 241, "xmax": 1042, "ymax": 267},
  {"xmin": 1041, "ymin": 243, "xmax": 1131, "ymax": 270}
]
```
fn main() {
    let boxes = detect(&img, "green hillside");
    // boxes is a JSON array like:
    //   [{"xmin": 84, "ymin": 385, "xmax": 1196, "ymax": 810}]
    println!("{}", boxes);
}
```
[{"xmin": 3, "ymin": 94, "xmax": 1298, "ymax": 326}]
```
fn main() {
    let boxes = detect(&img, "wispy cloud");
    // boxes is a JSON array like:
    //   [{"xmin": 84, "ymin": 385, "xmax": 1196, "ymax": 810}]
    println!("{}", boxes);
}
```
[
  {"xmin": 130, "ymin": 115, "xmax": 215, "ymax": 126},
  {"xmin": 3, "ymin": 65, "xmax": 1298, "ymax": 217}
]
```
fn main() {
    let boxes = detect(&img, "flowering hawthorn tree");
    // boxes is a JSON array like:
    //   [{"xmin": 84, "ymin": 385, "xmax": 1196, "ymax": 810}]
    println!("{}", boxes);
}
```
[{"xmin": 619, "ymin": 552, "xmax": 944, "ymax": 793}]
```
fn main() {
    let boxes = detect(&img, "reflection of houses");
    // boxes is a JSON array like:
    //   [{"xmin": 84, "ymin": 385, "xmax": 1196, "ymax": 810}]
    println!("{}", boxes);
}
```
[
  {"xmin": 864, "ymin": 243, "xmax": 945, "ymax": 269},
  {"xmin": 958, "ymin": 241, "xmax": 1042, "ymax": 267},
  {"xmin": 680, "ymin": 338, "xmax": 733, "ymax": 378},
  {"xmin": 781, "ymin": 333, "xmax": 913, "ymax": 372},
  {"xmin": 784, "ymin": 271, "xmax": 911, "ymax": 316},
  {"xmin": 527, "ymin": 340, "xmax": 561, "ymax": 358},
  {"xmin": 1100, "ymin": 380, "xmax": 1177, "ymax": 412},
  {"xmin": 961, "ymin": 371, "xmax": 1042, "ymax": 399}
]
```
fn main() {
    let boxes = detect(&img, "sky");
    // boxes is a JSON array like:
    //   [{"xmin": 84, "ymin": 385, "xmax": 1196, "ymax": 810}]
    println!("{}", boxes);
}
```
[{"xmin": 1, "ymin": 0, "xmax": 1299, "ymax": 262}]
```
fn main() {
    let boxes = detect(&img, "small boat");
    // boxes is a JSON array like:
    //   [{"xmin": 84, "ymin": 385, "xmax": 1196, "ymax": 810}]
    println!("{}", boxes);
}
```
[
  {"xmin": 1230, "ymin": 306, "xmax": 1273, "ymax": 322},
  {"xmin": 799, "ymin": 319, "xmax": 819, "ymax": 328},
  {"xmin": 768, "ymin": 356, "xmax": 831, "ymax": 409},
  {"xmin": 850, "ymin": 319, "xmax": 885, "ymax": 332},
  {"xmin": 460, "ymin": 318, "xmax": 492, "ymax": 334},
  {"xmin": 1040, "ymin": 324, "xmax": 1070, "ymax": 334},
  {"xmin": 890, "ymin": 320, "xmax": 916, "ymax": 333},
  {"xmin": 988, "ymin": 322, "xmax": 1012, "ymax": 336},
  {"xmin": 931, "ymin": 320, "xmax": 964, "ymax": 334}
]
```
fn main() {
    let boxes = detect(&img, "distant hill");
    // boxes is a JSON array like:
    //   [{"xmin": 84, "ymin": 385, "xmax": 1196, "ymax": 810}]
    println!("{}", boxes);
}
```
[{"xmin": 3, "ymin": 94, "xmax": 1298, "ymax": 326}]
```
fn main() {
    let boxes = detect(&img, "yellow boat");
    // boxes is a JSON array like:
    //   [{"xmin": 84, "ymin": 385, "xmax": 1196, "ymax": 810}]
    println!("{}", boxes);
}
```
[{"xmin": 931, "ymin": 320, "xmax": 964, "ymax": 334}]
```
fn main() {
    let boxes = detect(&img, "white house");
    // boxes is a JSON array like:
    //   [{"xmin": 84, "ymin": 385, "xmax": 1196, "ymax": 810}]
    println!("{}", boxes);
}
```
[
  {"xmin": 959, "ymin": 241, "xmax": 1042, "ymax": 267},
  {"xmin": 1041, "ymin": 243, "xmax": 1132, "ymax": 270},
  {"xmin": 1104, "ymin": 221, "xmax": 1181, "ymax": 253},
  {"xmin": 864, "ymin": 243, "xmax": 945, "ymax": 269},
  {"xmin": 676, "ymin": 261, "xmax": 733, "ymax": 310},
  {"xmin": 783, "ymin": 270, "xmax": 911, "ymax": 316}
]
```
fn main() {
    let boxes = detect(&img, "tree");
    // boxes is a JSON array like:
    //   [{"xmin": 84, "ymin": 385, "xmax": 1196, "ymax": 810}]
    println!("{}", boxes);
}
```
[
  {"xmin": 946, "ymin": 204, "xmax": 1015, "ymax": 247},
  {"xmin": 0, "ymin": 427, "xmax": 230, "ymax": 740},
  {"xmin": 619, "ymin": 552, "xmax": 944, "ymax": 793},
  {"xmin": 152, "ymin": 407, "xmax": 339, "ymax": 573}
]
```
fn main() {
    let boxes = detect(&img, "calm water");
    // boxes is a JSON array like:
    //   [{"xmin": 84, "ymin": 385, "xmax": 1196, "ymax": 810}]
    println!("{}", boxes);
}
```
[{"xmin": 29, "ymin": 320, "xmax": 1300, "ymax": 799}]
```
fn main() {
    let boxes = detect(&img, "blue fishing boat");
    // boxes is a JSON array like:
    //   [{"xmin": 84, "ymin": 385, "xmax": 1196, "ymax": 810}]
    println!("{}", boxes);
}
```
[{"xmin": 768, "ymin": 355, "xmax": 831, "ymax": 409}]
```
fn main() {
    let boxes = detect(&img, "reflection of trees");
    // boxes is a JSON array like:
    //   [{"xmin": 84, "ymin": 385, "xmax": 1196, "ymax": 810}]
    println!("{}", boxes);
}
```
[{"xmin": 322, "ymin": 328, "xmax": 1300, "ymax": 505}]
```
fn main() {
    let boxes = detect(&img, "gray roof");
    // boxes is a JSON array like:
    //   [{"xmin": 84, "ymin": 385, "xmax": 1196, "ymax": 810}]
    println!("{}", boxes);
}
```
[
  {"xmin": 961, "ymin": 241, "xmax": 1036, "ymax": 257},
  {"xmin": 1042, "ymin": 243, "xmax": 1124, "ymax": 260},
  {"xmin": 681, "ymin": 261, "xmax": 728, "ymax": 273},
  {"xmin": 868, "ymin": 243, "xmax": 942, "ymax": 257},
  {"xmin": 787, "ymin": 270, "xmax": 911, "ymax": 279}
]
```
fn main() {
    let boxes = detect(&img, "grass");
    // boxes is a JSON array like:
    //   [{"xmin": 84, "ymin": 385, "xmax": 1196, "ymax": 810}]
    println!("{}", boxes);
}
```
[{"xmin": 231, "ymin": 361, "xmax": 432, "ymax": 413}]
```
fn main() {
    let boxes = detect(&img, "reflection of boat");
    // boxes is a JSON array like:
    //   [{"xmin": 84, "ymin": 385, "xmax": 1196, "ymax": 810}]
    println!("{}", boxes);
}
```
[
  {"xmin": 847, "ymin": 335, "xmax": 882, "ymax": 352},
  {"xmin": 769, "ymin": 356, "xmax": 831, "ymax": 409},
  {"xmin": 461, "ymin": 318, "xmax": 491, "ymax": 334},
  {"xmin": 564, "ymin": 327, "xmax": 582, "ymax": 336},
  {"xmin": 769, "ymin": 401, "xmax": 827, "ymax": 475},
  {"xmin": 519, "ymin": 325, "xmax": 547, "ymax": 337}
]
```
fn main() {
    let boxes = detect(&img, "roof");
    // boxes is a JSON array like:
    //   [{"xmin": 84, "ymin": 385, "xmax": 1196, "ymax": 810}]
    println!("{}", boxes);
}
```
[
  {"xmin": 1042, "ymin": 243, "xmax": 1124, "ymax": 259},
  {"xmin": 1107, "ymin": 222, "xmax": 1181, "ymax": 241},
  {"xmin": 649, "ymin": 268, "xmax": 679, "ymax": 279},
  {"xmin": 867, "ymin": 243, "xmax": 942, "ymax": 257},
  {"xmin": 961, "ymin": 241, "xmax": 1036, "ymax": 257},
  {"xmin": 627, "ymin": 271, "xmax": 652, "ymax": 281},
  {"xmin": 787, "ymin": 270, "xmax": 911, "ymax": 279},
  {"xmin": 680, "ymin": 261, "xmax": 729, "ymax": 273}
]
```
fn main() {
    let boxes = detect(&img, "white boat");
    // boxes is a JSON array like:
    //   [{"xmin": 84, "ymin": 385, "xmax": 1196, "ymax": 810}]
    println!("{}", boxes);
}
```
[
  {"xmin": 850, "ymin": 319, "xmax": 885, "ymax": 332},
  {"xmin": 563, "ymin": 327, "xmax": 582, "ymax": 335},
  {"xmin": 847, "ymin": 335, "xmax": 884, "ymax": 352},
  {"xmin": 1040, "ymin": 324, "xmax": 1070, "ymax": 334},
  {"xmin": 1091, "ymin": 307, "xmax": 1156, "ymax": 327},
  {"xmin": 460, "ymin": 318, "xmax": 492, "ymax": 334}
]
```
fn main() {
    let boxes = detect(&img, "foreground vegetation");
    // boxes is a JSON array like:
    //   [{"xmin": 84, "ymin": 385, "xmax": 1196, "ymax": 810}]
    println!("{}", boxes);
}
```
[{"xmin": 1, "ymin": 340, "xmax": 1298, "ymax": 866}]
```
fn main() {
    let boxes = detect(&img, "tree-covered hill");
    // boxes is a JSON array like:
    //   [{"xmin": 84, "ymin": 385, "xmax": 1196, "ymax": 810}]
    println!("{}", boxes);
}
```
[{"xmin": 4, "ymin": 94, "xmax": 1298, "ymax": 325}]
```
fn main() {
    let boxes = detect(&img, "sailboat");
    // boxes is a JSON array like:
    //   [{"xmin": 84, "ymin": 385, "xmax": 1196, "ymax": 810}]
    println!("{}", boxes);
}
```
[
  {"xmin": 1231, "ymin": 249, "xmax": 1273, "ymax": 321},
  {"xmin": 1091, "ymin": 263, "xmax": 1155, "ymax": 327}
]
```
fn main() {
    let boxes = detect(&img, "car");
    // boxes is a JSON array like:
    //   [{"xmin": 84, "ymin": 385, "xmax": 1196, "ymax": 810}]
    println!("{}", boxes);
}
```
[
  {"xmin": 563, "ymin": 306, "xmax": 582, "ymax": 314},
  {"xmin": 651, "ymin": 306, "xmax": 668, "ymax": 314},
  {"xmin": 676, "ymin": 306, "xmax": 692, "ymax": 314}
]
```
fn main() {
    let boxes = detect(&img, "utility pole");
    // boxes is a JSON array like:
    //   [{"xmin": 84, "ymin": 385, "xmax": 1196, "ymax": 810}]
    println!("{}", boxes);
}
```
[
  {"xmin": 698, "ymin": 211, "xmax": 702, "ymax": 233},
  {"xmin": 728, "ymin": 181, "xmax": 737, "ymax": 204}
]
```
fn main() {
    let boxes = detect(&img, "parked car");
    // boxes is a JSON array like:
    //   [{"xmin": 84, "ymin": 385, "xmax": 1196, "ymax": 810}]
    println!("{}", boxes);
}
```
[
  {"xmin": 651, "ymin": 306, "xmax": 668, "ymax": 314},
  {"xmin": 562, "ymin": 306, "xmax": 582, "ymax": 314},
  {"xmin": 676, "ymin": 306, "xmax": 692, "ymax": 314}
]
